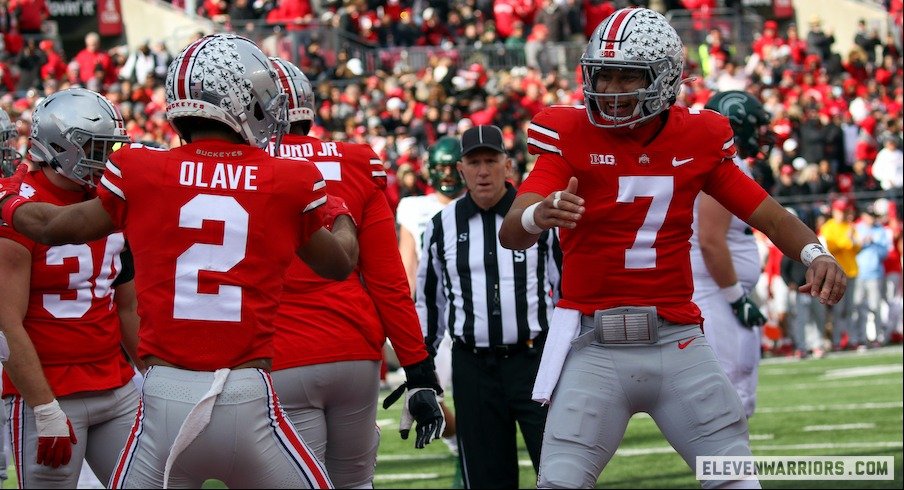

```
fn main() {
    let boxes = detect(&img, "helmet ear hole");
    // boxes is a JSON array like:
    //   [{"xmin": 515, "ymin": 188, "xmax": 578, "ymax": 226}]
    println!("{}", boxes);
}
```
[
  {"xmin": 253, "ymin": 102, "xmax": 265, "ymax": 121},
  {"xmin": 50, "ymin": 142, "xmax": 67, "ymax": 154}
]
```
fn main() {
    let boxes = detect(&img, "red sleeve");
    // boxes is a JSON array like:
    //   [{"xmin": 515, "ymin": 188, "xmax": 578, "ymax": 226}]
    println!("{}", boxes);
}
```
[
  {"xmin": 519, "ymin": 109, "xmax": 573, "ymax": 197},
  {"xmin": 295, "ymin": 162, "xmax": 327, "ymax": 245},
  {"xmin": 97, "ymin": 149, "xmax": 128, "ymax": 229},
  {"xmin": 357, "ymin": 188, "xmax": 428, "ymax": 367}
]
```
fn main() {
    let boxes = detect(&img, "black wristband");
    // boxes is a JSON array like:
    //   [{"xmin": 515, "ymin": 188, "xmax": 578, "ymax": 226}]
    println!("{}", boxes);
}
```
[{"xmin": 403, "ymin": 357, "xmax": 442, "ymax": 395}]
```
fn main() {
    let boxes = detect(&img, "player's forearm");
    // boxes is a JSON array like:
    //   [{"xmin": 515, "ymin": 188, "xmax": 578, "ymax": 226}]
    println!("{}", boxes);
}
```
[
  {"xmin": 331, "ymin": 215, "xmax": 359, "ymax": 267},
  {"xmin": 700, "ymin": 240, "xmax": 739, "ymax": 288},
  {"xmin": 500, "ymin": 200, "xmax": 544, "ymax": 250},
  {"xmin": 0, "ymin": 324, "xmax": 56, "ymax": 406},
  {"xmin": 748, "ymin": 197, "xmax": 822, "ymax": 264},
  {"xmin": 13, "ymin": 200, "xmax": 112, "ymax": 246}
]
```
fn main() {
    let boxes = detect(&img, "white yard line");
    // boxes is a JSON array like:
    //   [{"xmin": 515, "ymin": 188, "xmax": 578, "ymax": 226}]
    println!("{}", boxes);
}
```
[
  {"xmin": 757, "ymin": 401, "xmax": 903, "ymax": 414},
  {"xmin": 749, "ymin": 434, "xmax": 775, "ymax": 440},
  {"xmin": 821, "ymin": 364, "xmax": 903, "ymax": 379},
  {"xmin": 373, "ymin": 472, "xmax": 441, "ymax": 482},
  {"xmin": 758, "ymin": 377, "xmax": 901, "ymax": 391},
  {"xmin": 803, "ymin": 423, "xmax": 877, "ymax": 431}
]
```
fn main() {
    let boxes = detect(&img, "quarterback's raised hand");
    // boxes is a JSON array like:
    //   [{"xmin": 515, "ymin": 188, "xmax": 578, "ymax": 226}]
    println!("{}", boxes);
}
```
[
  {"xmin": 382, "ymin": 357, "xmax": 445, "ymax": 449},
  {"xmin": 532, "ymin": 177, "xmax": 584, "ymax": 231},
  {"xmin": 33, "ymin": 399, "xmax": 78, "ymax": 468}
]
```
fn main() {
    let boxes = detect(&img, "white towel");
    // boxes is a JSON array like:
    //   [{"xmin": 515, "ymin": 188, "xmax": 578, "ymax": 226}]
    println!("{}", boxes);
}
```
[
  {"xmin": 532, "ymin": 307, "xmax": 581, "ymax": 405},
  {"xmin": 163, "ymin": 368, "xmax": 231, "ymax": 489}
]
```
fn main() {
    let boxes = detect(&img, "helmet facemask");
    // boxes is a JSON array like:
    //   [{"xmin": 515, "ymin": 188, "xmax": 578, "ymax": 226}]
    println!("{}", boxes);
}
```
[
  {"xmin": 426, "ymin": 136, "xmax": 464, "ymax": 197},
  {"xmin": 428, "ymin": 163, "xmax": 464, "ymax": 197},
  {"xmin": 581, "ymin": 7, "xmax": 684, "ymax": 129},
  {"xmin": 0, "ymin": 124, "xmax": 20, "ymax": 178},
  {"xmin": 28, "ymin": 87, "xmax": 129, "ymax": 188}
]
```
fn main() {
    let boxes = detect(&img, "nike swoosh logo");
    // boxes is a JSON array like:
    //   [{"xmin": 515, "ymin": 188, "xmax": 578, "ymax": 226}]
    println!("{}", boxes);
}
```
[
  {"xmin": 677, "ymin": 337, "xmax": 696, "ymax": 350},
  {"xmin": 672, "ymin": 157, "xmax": 693, "ymax": 167}
]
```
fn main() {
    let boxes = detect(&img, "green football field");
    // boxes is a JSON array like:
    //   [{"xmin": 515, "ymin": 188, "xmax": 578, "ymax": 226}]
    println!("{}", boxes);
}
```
[{"xmin": 4, "ymin": 346, "xmax": 901, "ymax": 488}]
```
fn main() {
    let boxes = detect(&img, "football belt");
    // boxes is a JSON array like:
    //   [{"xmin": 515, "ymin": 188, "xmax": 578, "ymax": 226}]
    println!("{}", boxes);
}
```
[{"xmin": 573, "ymin": 306, "xmax": 661, "ymax": 347}]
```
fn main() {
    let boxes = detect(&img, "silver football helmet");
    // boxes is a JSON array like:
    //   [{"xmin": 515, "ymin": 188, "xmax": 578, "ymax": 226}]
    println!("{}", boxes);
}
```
[
  {"xmin": 269, "ymin": 57, "xmax": 315, "ymax": 124},
  {"xmin": 581, "ymin": 8, "xmax": 684, "ymax": 128},
  {"xmin": 165, "ymin": 34, "xmax": 288, "ymax": 149},
  {"xmin": 28, "ymin": 88, "xmax": 129, "ymax": 187},
  {"xmin": 0, "ymin": 108, "xmax": 21, "ymax": 177}
]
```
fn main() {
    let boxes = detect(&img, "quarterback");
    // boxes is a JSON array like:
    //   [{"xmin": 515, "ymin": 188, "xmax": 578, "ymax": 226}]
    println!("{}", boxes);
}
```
[{"xmin": 499, "ymin": 8, "xmax": 846, "ymax": 489}]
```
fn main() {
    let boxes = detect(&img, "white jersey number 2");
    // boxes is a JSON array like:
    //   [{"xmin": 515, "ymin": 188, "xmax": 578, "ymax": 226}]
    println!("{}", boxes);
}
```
[
  {"xmin": 617, "ymin": 176, "xmax": 673, "ymax": 270},
  {"xmin": 174, "ymin": 195, "xmax": 248, "ymax": 322}
]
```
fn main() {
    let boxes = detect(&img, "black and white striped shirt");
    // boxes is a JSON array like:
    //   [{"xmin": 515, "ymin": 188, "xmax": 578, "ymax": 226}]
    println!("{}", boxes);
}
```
[{"xmin": 416, "ymin": 184, "xmax": 562, "ymax": 352}]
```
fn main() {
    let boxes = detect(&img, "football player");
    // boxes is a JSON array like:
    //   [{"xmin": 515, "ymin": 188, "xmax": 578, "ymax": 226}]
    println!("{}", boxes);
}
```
[
  {"xmin": 0, "ymin": 34, "xmax": 359, "ymax": 488},
  {"xmin": 0, "ymin": 88, "xmax": 141, "ymax": 488},
  {"xmin": 690, "ymin": 90, "xmax": 774, "ymax": 418},
  {"xmin": 267, "ymin": 57, "xmax": 444, "ymax": 488},
  {"xmin": 499, "ymin": 8, "xmax": 846, "ymax": 488}
]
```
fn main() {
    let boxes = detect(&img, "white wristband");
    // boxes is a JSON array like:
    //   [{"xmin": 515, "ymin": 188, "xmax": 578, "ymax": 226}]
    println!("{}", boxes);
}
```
[
  {"xmin": 719, "ymin": 282, "xmax": 745, "ymax": 303},
  {"xmin": 520, "ymin": 202, "xmax": 543, "ymax": 234},
  {"xmin": 800, "ymin": 243, "xmax": 833, "ymax": 267},
  {"xmin": 33, "ymin": 399, "xmax": 69, "ymax": 437}
]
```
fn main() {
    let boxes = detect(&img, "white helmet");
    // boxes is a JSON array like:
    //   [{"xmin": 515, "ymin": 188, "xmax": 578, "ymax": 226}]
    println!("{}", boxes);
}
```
[
  {"xmin": 580, "ymin": 8, "xmax": 684, "ymax": 128},
  {"xmin": 165, "ymin": 34, "xmax": 288, "ymax": 149},
  {"xmin": 0, "ymin": 108, "xmax": 20, "ymax": 177},
  {"xmin": 269, "ymin": 57, "xmax": 315, "ymax": 124},
  {"xmin": 29, "ymin": 88, "xmax": 129, "ymax": 187}
]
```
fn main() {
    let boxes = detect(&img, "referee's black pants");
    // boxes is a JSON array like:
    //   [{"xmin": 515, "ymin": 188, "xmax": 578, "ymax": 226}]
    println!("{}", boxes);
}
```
[{"xmin": 451, "ymin": 340, "xmax": 548, "ymax": 489}]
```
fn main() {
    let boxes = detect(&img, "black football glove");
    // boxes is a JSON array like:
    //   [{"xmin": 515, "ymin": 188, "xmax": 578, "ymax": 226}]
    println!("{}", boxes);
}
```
[
  {"xmin": 730, "ymin": 295, "xmax": 767, "ymax": 329},
  {"xmin": 382, "ymin": 357, "xmax": 445, "ymax": 449}
]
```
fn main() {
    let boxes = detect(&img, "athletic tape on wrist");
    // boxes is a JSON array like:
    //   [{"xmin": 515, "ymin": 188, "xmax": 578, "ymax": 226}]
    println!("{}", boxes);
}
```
[
  {"xmin": 521, "ymin": 202, "xmax": 543, "ymax": 235},
  {"xmin": 800, "ymin": 242, "xmax": 833, "ymax": 267},
  {"xmin": 719, "ymin": 282, "xmax": 745, "ymax": 303}
]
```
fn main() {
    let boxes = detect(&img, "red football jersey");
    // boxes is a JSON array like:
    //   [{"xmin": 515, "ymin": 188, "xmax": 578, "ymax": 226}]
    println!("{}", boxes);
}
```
[
  {"xmin": 0, "ymin": 169, "xmax": 134, "ymax": 397},
  {"xmin": 271, "ymin": 135, "xmax": 428, "ymax": 370},
  {"xmin": 97, "ymin": 140, "xmax": 325, "ymax": 371},
  {"xmin": 520, "ymin": 105, "xmax": 769, "ymax": 324}
]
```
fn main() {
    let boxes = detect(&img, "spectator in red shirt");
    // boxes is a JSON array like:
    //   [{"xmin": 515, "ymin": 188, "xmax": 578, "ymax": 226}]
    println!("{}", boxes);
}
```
[
  {"xmin": 785, "ymin": 24, "xmax": 808, "ymax": 65},
  {"xmin": 38, "ymin": 39, "xmax": 66, "ymax": 82},
  {"xmin": 265, "ymin": 0, "xmax": 313, "ymax": 30},
  {"xmin": 73, "ymin": 32, "xmax": 114, "ymax": 86},
  {"xmin": 753, "ymin": 20, "xmax": 785, "ymax": 60},
  {"xmin": 9, "ymin": 0, "xmax": 48, "ymax": 34}
]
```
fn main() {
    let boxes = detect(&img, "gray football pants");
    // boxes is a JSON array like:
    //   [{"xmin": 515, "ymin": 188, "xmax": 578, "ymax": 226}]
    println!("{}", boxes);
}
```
[
  {"xmin": 537, "ymin": 323, "xmax": 759, "ymax": 489},
  {"xmin": 109, "ymin": 366, "xmax": 332, "ymax": 489},
  {"xmin": 271, "ymin": 360, "xmax": 381, "ymax": 489},
  {"xmin": 5, "ymin": 382, "xmax": 139, "ymax": 489}
]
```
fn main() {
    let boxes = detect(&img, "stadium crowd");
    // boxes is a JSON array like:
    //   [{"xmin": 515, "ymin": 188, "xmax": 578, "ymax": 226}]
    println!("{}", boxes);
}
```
[{"xmin": 1, "ymin": 0, "xmax": 903, "ymax": 357}]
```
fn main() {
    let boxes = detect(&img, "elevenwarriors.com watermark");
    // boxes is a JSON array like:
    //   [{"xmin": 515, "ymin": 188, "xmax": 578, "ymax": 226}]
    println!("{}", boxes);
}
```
[{"xmin": 696, "ymin": 456, "xmax": 895, "ymax": 480}]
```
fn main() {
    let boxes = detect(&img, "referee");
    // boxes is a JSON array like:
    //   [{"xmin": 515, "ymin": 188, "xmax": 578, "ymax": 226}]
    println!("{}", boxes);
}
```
[{"xmin": 415, "ymin": 125, "xmax": 562, "ymax": 488}]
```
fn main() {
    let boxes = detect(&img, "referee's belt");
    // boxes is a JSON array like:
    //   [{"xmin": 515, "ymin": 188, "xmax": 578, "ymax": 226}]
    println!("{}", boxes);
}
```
[{"xmin": 452, "ymin": 332, "xmax": 546, "ymax": 358}]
